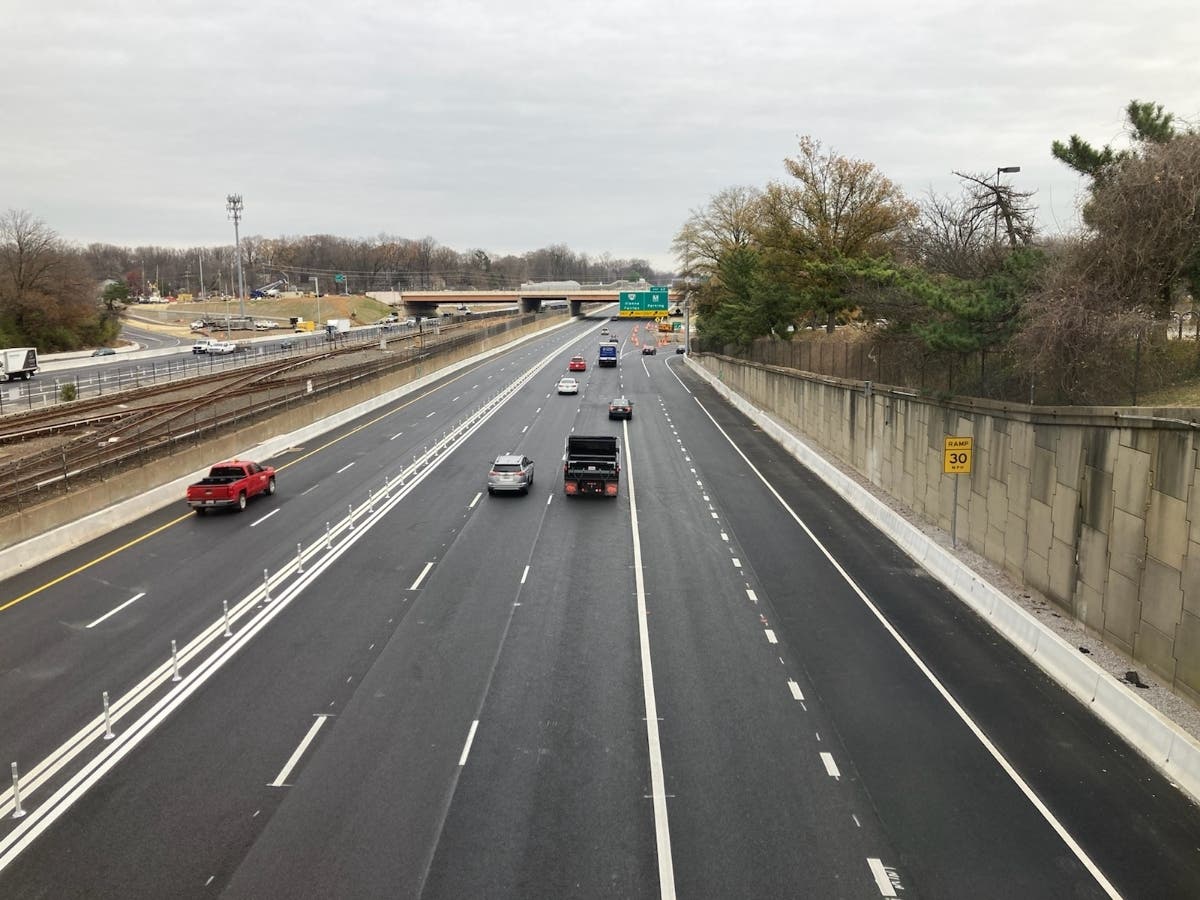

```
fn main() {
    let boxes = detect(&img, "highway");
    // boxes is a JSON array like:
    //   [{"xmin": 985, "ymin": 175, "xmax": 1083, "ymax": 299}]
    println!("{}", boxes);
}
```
[{"xmin": 1, "ymin": 314, "xmax": 1199, "ymax": 898}]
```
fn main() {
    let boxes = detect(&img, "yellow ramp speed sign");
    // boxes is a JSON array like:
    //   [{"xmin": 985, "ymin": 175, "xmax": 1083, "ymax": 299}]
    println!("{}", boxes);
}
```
[{"xmin": 943, "ymin": 436, "xmax": 973, "ymax": 474}]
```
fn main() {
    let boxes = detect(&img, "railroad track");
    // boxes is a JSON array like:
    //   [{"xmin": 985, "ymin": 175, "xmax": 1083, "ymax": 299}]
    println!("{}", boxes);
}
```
[{"xmin": 0, "ymin": 321, "xmax": 480, "ymax": 515}]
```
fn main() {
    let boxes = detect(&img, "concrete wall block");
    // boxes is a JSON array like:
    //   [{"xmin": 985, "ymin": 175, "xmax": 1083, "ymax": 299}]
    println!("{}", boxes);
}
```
[
  {"xmin": 1109, "ymin": 508, "xmax": 1148, "ymax": 582},
  {"xmin": 1175, "ymin": 612, "xmax": 1200, "ymax": 700},
  {"xmin": 1102, "ymin": 570, "xmax": 1141, "ymax": 651},
  {"xmin": 1075, "ymin": 582, "xmax": 1106, "ymax": 633},
  {"xmin": 1026, "ymin": 547, "xmax": 1052, "ymax": 598},
  {"xmin": 1081, "ymin": 466, "xmax": 1114, "ymax": 532},
  {"xmin": 1031, "ymin": 446, "xmax": 1056, "ymax": 506},
  {"xmin": 1004, "ymin": 509, "xmax": 1029, "ymax": 582},
  {"xmin": 989, "ymin": 419, "xmax": 1011, "ymax": 481},
  {"xmin": 1010, "ymin": 420, "xmax": 1033, "ymax": 469},
  {"xmin": 1134, "ymin": 622, "xmax": 1179, "ymax": 684},
  {"xmin": 1027, "ymin": 498, "xmax": 1054, "ymax": 561},
  {"xmin": 1055, "ymin": 428, "xmax": 1084, "ymax": 487},
  {"xmin": 1147, "ymin": 491, "xmax": 1189, "ymax": 572},
  {"xmin": 1113, "ymin": 442, "xmax": 1152, "ymax": 515},
  {"xmin": 1007, "ymin": 462, "xmax": 1031, "ymax": 515},
  {"xmin": 1051, "ymin": 484, "xmax": 1080, "ymax": 546},
  {"xmin": 1183, "ymin": 547, "xmax": 1200, "ymax": 619},
  {"xmin": 1048, "ymin": 538, "xmax": 1078, "ymax": 606},
  {"xmin": 1154, "ymin": 431, "xmax": 1193, "ymax": 501},
  {"xmin": 1187, "ymin": 461, "xmax": 1200, "ymax": 546},
  {"xmin": 1076, "ymin": 525, "xmax": 1111, "ymax": 598},
  {"xmin": 1140, "ymin": 556, "xmax": 1185, "ymax": 636}
]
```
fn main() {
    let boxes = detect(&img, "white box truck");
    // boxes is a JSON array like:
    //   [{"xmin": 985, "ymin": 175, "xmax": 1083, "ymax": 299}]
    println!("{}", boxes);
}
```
[
  {"xmin": 325, "ymin": 318, "xmax": 351, "ymax": 339},
  {"xmin": 0, "ymin": 348, "xmax": 38, "ymax": 380}
]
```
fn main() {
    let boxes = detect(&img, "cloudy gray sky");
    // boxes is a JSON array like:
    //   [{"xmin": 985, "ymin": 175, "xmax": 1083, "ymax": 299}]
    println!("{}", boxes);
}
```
[{"xmin": 3, "ymin": 0, "xmax": 1197, "ymax": 272}]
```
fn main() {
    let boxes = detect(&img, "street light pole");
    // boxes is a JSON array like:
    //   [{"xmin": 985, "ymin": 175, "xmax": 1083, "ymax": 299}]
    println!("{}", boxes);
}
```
[
  {"xmin": 226, "ymin": 194, "xmax": 246, "ymax": 318},
  {"xmin": 994, "ymin": 166, "xmax": 1021, "ymax": 245}
]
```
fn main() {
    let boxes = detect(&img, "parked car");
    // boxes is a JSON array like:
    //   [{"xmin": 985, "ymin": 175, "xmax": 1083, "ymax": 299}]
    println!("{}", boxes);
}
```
[
  {"xmin": 91, "ymin": 347, "xmax": 116, "ymax": 357},
  {"xmin": 557, "ymin": 377, "xmax": 579, "ymax": 394},
  {"xmin": 568, "ymin": 356, "xmax": 587, "ymax": 372},
  {"xmin": 608, "ymin": 397, "xmax": 633, "ymax": 420},
  {"xmin": 641, "ymin": 345, "xmax": 656, "ymax": 355},
  {"xmin": 487, "ymin": 454, "xmax": 534, "ymax": 495}
]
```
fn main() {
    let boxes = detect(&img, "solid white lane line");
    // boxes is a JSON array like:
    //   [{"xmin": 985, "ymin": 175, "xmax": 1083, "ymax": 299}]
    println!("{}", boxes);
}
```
[
  {"xmin": 270, "ymin": 716, "xmax": 330, "ymax": 787},
  {"xmin": 336, "ymin": 462, "xmax": 356, "ymax": 474},
  {"xmin": 469, "ymin": 492, "xmax": 482, "ymax": 509},
  {"xmin": 389, "ymin": 431, "xmax": 404, "ymax": 441},
  {"xmin": 250, "ymin": 509, "xmax": 279, "ymax": 527},
  {"xmin": 409, "ymin": 562, "xmax": 434, "ymax": 591},
  {"xmin": 765, "ymin": 629, "xmax": 778, "ymax": 644},
  {"xmin": 624, "ymin": 419, "xmax": 677, "ymax": 899},
  {"xmin": 746, "ymin": 589, "xmax": 758, "ymax": 603},
  {"xmin": 867, "ymin": 858, "xmax": 898, "ymax": 897},
  {"xmin": 86, "ymin": 593, "xmax": 145, "ymax": 629},
  {"xmin": 521, "ymin": 565, "xmax": 530, "ymax": 584},
  {"xmin": 690, "ymin": 394, "xmax": 1123, "ymax": 900},
  {"xmin": 459, "ymin": 720, "xmax": 479, "ymax": 766},
  {"xmin": 788, "ymin": 679, "xmax": 805, "ymax": 701},
  {"xmin": 820, "ymin": 752, "xmax": 840, "ymax": 778},
  {"xmin": 732, "ymin": 558, "xmax": 741, "ymax": 568}
]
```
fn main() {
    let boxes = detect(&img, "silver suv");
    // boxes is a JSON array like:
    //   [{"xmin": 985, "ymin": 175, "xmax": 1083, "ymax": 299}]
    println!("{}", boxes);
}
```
[{"xmin": 487, "ymin": 454, "xmax": 534, "ymax": 495}]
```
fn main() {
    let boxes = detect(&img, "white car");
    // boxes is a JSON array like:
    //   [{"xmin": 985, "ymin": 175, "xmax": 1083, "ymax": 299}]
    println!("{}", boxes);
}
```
[
  {"xmin": 254, "ymin": 320, "xmax": 274, "ymax": 330},
  {"xmin": 556, "ymin": 377, "xmax": 579, "ymax": 395}
]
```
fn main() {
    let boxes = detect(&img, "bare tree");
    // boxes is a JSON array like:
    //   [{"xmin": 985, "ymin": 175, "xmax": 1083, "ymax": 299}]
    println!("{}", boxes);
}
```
[
  {"xmin": 950, "ymin": 171, "xmax": 1037, "ymax": 250},
  {"xmin": 672, "ymin": 185, "xmax": 762, "ymax": 279}
]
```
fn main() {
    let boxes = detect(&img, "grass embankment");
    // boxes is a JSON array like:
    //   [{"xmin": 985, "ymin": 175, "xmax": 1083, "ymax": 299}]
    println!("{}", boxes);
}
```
[{"xmin": 132, "ymin": 295, "xmax": 392, "ymax": 326}]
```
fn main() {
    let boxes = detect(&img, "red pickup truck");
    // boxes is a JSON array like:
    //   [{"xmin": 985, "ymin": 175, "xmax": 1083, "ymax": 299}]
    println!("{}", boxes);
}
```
[{"xmin": 187, "ymin": 460, "xmax": 276, "ymax": 514}]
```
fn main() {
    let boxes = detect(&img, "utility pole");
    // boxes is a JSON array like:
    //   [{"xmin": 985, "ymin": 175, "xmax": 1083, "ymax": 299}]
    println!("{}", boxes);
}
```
[
  {"xmin": 198, "ymin": 253, "xmax": 206, "ymax": 299},
  {"xmin": 227, "ymin": 194, "xmax": 246, "ymax": 317}
]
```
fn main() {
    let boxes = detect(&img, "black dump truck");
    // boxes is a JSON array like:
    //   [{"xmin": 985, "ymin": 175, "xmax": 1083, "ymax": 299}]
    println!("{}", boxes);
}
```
[{"xmin": 563, "ymin": 435, "xmax": 620, "ymax": 497}]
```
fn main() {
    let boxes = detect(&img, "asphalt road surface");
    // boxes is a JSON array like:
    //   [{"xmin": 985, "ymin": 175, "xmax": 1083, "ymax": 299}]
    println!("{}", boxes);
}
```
[{"xmin": 1, "ymin": 315, "xmax": 1198, "ymax": 899}]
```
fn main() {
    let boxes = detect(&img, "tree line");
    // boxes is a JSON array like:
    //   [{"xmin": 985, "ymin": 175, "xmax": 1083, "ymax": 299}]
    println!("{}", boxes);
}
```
[
  {"xmin": 0, "ymin": 216, "xmax": 666, "ymax": 352},
  {"xmin": 675, "ymin": 101, "xmax": 1200, "ymax": 405}
]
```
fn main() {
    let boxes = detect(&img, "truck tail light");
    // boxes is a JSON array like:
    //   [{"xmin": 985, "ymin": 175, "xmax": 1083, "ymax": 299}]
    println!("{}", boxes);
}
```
[
  {"xmin": 565, "ymin": 482, "xmax": 577, "ymax": 494},
  {"xmin": 605, "ymin": 483, "xmax": 618, "ymax": 496}
]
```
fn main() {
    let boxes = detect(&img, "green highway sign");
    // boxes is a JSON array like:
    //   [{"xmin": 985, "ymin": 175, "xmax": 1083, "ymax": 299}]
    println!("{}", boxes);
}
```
[{"xmin": 620, "ymin": 288, "xmax": 670, "ymax": 317}]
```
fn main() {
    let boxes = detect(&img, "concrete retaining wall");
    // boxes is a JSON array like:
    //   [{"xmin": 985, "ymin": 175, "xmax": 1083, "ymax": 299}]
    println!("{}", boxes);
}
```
[{"xmin": 694, "ymin": 353, "xmax": 1200, "ymax": 704}]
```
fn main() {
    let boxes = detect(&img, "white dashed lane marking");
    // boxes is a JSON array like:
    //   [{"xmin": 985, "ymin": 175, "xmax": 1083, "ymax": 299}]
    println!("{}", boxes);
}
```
[
  {"xmin": 788, "ymin": 680, "xmax": 804, "ymax": 701},
  {"xmin": 820, "ymin": 752, "xmax": 840, "ymax": 779}
]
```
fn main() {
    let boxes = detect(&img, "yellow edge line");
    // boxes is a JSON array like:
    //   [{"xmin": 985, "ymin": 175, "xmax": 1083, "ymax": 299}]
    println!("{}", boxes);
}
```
[{"xmin": 1, "ymin": 360, "xmax": 487, "ymax": 614}]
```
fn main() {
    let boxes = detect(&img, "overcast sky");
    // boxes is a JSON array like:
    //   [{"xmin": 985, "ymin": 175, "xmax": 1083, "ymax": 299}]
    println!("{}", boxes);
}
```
[{"xmin": 2, "ymin": 0, "xmax": 1197, "ymax": 273}]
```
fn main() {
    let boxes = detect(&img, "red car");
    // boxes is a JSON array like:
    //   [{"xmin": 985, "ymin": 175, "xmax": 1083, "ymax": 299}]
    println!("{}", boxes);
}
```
[{"xmin": 568, "ymin": 356, "xmax": 587, "ymax": 372}]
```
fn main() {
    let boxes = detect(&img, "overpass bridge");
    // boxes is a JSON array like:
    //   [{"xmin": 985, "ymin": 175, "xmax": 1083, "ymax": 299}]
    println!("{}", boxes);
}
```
[{"xmin": 369, "ymin": 289, "xmax": 682, "ymax": 318}]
